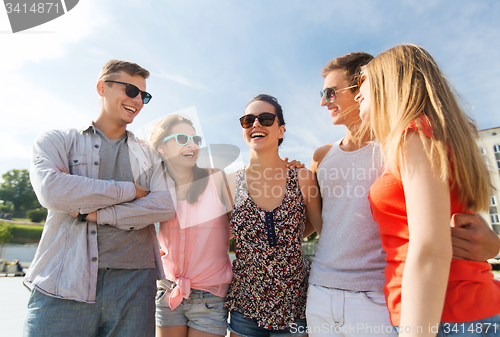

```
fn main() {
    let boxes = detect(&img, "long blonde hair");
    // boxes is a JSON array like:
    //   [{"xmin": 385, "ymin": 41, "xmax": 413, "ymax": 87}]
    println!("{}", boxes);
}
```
[
  {"xmin": 365, "ymin": 44, "xmax": 491, "ymax": 211},
  {"xmin": 148, "ymin": 114, "xmax": 209, "ymax": 204}
]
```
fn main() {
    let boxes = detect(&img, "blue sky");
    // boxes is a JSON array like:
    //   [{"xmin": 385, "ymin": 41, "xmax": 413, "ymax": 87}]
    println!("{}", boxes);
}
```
[{"xmin": 1, "ymin": 0, "xmax": 499, "ymax": 176}]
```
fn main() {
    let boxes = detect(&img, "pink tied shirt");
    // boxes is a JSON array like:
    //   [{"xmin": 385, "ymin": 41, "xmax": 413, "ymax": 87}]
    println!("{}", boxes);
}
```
[{"xmin": 158, "ymin": 174, "xmax": 232, "ymax": 310}]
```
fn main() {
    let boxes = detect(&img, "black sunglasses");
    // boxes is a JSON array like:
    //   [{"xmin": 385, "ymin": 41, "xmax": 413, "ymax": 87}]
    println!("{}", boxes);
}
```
[
  {"xmin": 105, "ymin": 80, "xmax": 152, "ymax": 104},
  {"xmin": 239, "ymin": 113, "xmax": 277, "ymax": 129}
]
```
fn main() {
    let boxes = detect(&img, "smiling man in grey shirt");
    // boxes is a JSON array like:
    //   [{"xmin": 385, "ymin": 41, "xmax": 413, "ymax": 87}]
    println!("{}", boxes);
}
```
[{"xmin": 23, "ymin": 60, "xmax": 175, "ymax": 337}]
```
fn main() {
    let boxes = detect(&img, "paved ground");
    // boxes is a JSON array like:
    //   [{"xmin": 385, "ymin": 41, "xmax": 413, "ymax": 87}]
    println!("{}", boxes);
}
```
[{"xmin": 0, "ymin": 276, "xmax": 31, "ymax": 337}]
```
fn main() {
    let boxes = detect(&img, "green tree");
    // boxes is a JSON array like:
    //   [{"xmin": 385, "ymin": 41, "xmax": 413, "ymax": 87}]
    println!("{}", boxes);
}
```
[
  {"xmin": 27, "ymin": 208, "xmax": 48, "ymax": 223},
  {"xmin": 0, "ymin": 223, "xmax": 13, "ymax": 244},
  {"xmin": 0, "ymin": 169, "xmax": 40, "ymax": 216},
  {"xmin": 0, "ymin": 200, "xmax": 13, "ymax": 213}
]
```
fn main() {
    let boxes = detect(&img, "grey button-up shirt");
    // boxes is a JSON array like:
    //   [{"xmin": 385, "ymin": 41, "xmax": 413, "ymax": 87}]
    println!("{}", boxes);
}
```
[{"xmin": 24, "ymin": 124, "xmax": 174, "ymax": 303}]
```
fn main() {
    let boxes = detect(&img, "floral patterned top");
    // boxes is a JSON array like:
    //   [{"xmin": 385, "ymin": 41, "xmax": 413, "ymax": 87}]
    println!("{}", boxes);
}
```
[{"xmin": 224, "ymin": 167, "xmax": 310, "ymax": 330}]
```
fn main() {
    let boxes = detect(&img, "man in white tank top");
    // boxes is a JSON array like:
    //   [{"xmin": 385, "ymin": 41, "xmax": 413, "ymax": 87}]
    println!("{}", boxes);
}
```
[{"xmin": 305, "ymin": 52, "xmax": 500, "ymax": 336}]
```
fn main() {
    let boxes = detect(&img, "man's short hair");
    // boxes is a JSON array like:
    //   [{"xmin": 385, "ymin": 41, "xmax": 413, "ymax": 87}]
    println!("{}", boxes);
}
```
[
  {"xmin": 98, "ymin": 60, "xmax": 150, "ymax": 81},
  {"xmin": 321, "ymin": 52, "xmax": 374, "ymax": 91}
]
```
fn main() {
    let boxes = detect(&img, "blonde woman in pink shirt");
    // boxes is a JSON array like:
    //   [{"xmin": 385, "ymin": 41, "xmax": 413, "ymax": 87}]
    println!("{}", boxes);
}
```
[{"xmin": 148, "ymin": 114, "xmax": 233, "ymax": 337}]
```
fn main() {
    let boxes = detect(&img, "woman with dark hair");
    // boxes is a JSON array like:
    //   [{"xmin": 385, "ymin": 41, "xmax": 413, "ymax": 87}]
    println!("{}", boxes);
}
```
[
  {"xmin": 224, "ymin": 94, "xmax": 322, "ymax": 337},
  {"xmin": 149, "ymin": 114, "xmax": 233, "ymax": 337}
]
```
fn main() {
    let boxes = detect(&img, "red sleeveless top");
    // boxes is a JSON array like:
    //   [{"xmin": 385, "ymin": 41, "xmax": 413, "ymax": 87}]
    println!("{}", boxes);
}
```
[{"xmin": 369, "ymin": 120, "xmax": 500, "ymax": 325}]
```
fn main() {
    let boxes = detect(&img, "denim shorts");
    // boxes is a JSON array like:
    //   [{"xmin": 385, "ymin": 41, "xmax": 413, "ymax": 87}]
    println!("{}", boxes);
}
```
[
  {"xmin": 228, "ymin": 310, "xmax": 308, "ymax": 337},
  {"xmin": 155, "ymin": 287, "xmax": 228, "ymax": 336}
]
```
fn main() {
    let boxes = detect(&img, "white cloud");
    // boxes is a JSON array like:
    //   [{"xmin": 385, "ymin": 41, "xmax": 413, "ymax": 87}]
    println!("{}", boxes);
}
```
[
  {"xmin": 288, "ymin": 128, "xmax": 324, "ymax": 150},
  {"xmin": 0, "ymin": 0, "xmax": 103, "ymax": 72},
  {"xmin": 153, "ymin": 71, "xmax": 213, "ymax": 92},
  {"xmin": 0, "ymin": 0, "xmax": 107, "ymax": 174},
  {"xmin": 0, "ymin": 72, "xmax": 90, "ymax": 164},
  {"xmin": 0, "ymin": 132, "xmax": 32, "ymax": 159}
]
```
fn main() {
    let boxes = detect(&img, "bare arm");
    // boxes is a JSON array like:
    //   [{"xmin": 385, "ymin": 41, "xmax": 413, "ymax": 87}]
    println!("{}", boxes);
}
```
[
  {"xmin": 310, "ymin": 144, "xmax": 332, "ymax": 174},
  {"xmin": 399, "ymin": 133, "xmax": 452, "ymax": 337},
  {"xmin": 213, "ymin": 169, "xmax": 234, "ymax": 215},
  {"xmin": 226, "ymin": 171, "xmax": 237, "ymax": 206},
  {"xmin": 451, "ymin": 213, "xmax": 500, "ymax": 260},
  {"xmin": 304, "ymin": 144, "xmax": 333, "ymax": 235},
  {"xmin": 303, "ymin": 219, "xmax": 316, "ymax": 238},
  {"xmin": 212, "ymin": 169, "xmax": 234, "ymax": 226},
  {"xmin": 226, "ymin": 171, "xmax": 237, "ymax": 239},
  {"xmin": 297, "ymin": 168, "xmax": 323, "ymax": 236}
]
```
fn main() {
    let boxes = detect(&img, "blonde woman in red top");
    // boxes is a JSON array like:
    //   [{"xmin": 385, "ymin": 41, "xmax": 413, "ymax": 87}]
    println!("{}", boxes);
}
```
[{"xmin": 355, "ymin": 44, "xmax": 500, "ymax": 337}]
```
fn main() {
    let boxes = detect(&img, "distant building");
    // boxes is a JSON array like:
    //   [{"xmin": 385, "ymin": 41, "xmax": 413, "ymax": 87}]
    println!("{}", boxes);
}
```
[{"xmin": 478, "ymin": 126, "xmax": 500, "ymax": 235}]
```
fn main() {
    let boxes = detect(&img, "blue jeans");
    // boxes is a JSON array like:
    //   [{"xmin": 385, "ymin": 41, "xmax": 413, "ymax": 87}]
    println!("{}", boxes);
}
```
[
  {"xmin": 228, "ymin": 310, "xmax": 308, "ymax": 337},
  {"xmin": 23, "ymin": 268, "xmax": 157, "ymax": 337}
]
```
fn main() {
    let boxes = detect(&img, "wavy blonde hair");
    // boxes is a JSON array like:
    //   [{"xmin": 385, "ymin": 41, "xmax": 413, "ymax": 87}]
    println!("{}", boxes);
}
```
[
  {"xmin": 148, "ymin": 114, "xmax": 209, "ymax": 204},
  {"xmin": 365, "ymin": 44, "xmax": 491, "ymax": 211}
]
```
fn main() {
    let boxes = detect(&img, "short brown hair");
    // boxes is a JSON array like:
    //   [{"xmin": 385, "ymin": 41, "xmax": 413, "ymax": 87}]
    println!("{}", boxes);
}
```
[
  {"xmin": 98, "ymin": 60, "xmax": 150, "ymax": 81},
  {"xmin": 321, "ymin": 52, "xmax": 373, "ymax": 91}
]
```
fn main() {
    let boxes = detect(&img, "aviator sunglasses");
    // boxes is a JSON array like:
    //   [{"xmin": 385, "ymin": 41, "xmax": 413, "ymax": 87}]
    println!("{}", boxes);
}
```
[
  {"xmin": 105, "ymin": 80, "xmax": 152, "ymax": 104},
  {"xmin": 320, "ymin": 85, "xmax": 358, "ymax": 103},
  {"xmin": 357, "ymin": 71, "xmax": 366, "ymax": 88},
  {"xmin": 239, "ymin": 113, "xmax": 277, "ymax": 129},
  {"xmin": 163, "ymin": 133, "xmax": 203, "ymax": 146}
]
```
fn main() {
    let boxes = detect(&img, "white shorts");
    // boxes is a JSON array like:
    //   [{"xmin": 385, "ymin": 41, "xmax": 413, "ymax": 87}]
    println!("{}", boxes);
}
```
[{"xmin": 306, "ymin": 284, "xmax": 397, "ymax": 336}]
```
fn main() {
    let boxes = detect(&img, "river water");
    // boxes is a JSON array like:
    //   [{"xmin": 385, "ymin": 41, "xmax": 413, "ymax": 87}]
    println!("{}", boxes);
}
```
[{"xmin": 0, "ymin": 244, "xmax": 38, "ymax": 264}]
